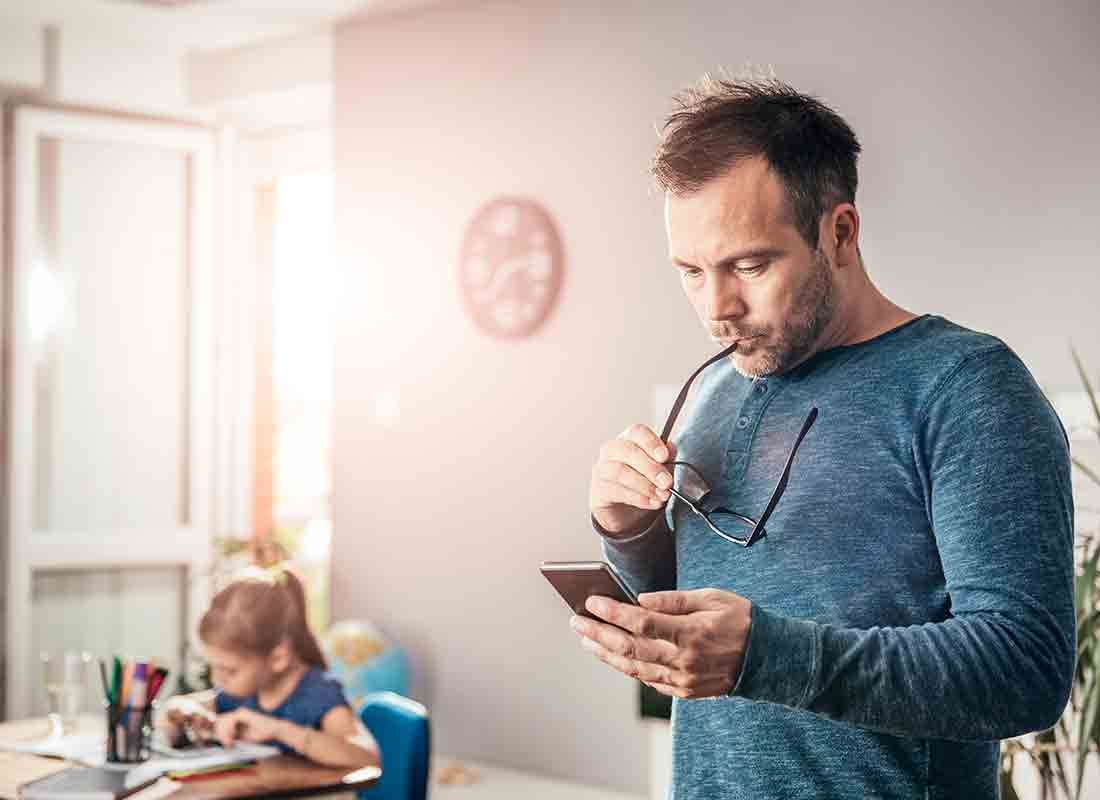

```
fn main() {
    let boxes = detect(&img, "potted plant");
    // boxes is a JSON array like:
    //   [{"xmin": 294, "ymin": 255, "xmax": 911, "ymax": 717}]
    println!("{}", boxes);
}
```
[{"xmin": 1001, "ymin": 349, "xmax": 1100, "ymax": 799}]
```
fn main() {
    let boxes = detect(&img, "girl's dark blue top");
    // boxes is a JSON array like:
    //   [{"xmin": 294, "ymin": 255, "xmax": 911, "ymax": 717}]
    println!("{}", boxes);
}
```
[{"xmin": 215, "ymin": 667, "xmax": 351, "ymax": 755}]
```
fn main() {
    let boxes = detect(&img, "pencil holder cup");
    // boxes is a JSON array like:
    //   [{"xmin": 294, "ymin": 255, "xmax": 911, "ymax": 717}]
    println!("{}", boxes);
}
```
[{"xmin": 105, "ymin": 702, "xmax": 155, "ymax": 763}]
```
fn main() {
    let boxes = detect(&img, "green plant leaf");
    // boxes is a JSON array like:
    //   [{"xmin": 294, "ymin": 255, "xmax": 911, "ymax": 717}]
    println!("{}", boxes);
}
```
[
  {"xmin": 1073, "ymin": 347, "xmax": 1100, "ymax": 422},
  {"xmin": 1077, "ymin": 556, "xmax": 1094, "ymax": 626},
  {"xmin": 1055, "ymin": 743, "xmax": 1072, "ymax": 799},
  {"xmin": 1033, "ymin": 725, "xmax": 1073, "ymax": 799},
  {"xmin": 1056, "ymin": 718, "xmax": 1077, "ymax": 799},
  {"xmin": 1079, "ymin": 549, "xmax": 1100, "ymax": 630},
  {"xmin": 1075, "ymin": 645, "xmax": 1100, "ymax": 797},
  {"xmin": 1072, "ymin": 456, "xmax": 1100, "ymax": 490},
  {"xmin": 1070, "ymin": 347, "xmax": 1100, "ymax": 431}
]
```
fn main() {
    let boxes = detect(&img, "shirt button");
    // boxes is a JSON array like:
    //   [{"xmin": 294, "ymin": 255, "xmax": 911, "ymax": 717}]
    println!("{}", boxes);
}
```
[
  {"xmin": 754, "ymin": 381, "xmax": 768, "ymax": 394},
  {"xmin": 736, "ymin": 416, "xmax": 750, "ymax": 429}
]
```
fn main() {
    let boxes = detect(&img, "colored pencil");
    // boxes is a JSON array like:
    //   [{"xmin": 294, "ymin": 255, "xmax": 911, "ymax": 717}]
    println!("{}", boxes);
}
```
[
  {"xmin": 110, "ymin": 656, "xmax": 122, "ymax": 707},
  {"xmin": 98, "ymin": 658, "xmax": 112, "ymax": 705}
]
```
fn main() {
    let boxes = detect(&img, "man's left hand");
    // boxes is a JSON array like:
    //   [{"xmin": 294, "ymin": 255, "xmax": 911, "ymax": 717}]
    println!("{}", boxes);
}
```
[{"xmin": 571, "ymin": 588, "xmax": 752, "ymax": 698}]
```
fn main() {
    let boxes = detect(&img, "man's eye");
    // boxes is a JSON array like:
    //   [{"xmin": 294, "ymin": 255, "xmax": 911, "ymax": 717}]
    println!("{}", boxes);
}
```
[
  {"xmin": 737, "ymin": 263, "xmax": 768, "ymax": 276},
  {"xmin": 680, "ymin": 268, "xmax": 702, "ymax": 279}
]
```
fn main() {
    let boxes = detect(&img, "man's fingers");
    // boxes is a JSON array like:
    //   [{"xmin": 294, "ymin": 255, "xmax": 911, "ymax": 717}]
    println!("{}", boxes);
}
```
[
  {"xmin": 591, "ymin": 479, "xmax": 664, "ymax": 511},
  {"xmin": 638, "ymin": 589, "xmax": 720, "ymax": 615},
  {"xmin": 582, "ymin": 638, "xmax": 677, "ymax": 682},
  {"xmin": 571, "ymin": 614, "xmax": 679, "ymax": 665},
  {"xmin": 580, "ymin": 638, "xmax": 724, "ymax": 698},
  {"xmin": 618, "ymin": 423, "xmax": 669, "ymax": 462},
  {"xmin": 584, "ymin": 596, "xmax": 687, "ymax": 645},
  {"xmin": 591, "ymin": 430, "xmax": 675, "ymax": 523},
  {"xmin": 594, "ymin": 460, "xmax": 666, "ymax": 500},
  {"xmin": 603, "ymin": 439, "xmax": 674, "ymax": 492}
]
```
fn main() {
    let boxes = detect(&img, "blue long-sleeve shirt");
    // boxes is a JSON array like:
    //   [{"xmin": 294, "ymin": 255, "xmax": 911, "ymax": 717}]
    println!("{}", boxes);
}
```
[{"xmin": 602, "ymin": 315, "xmax": 1075, "ymax": 799}]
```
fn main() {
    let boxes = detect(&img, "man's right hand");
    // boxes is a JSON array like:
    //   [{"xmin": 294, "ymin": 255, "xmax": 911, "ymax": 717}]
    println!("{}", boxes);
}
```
[{"xmin": 589, "ymin": 424, "xmax": 675, "ymax": 537}]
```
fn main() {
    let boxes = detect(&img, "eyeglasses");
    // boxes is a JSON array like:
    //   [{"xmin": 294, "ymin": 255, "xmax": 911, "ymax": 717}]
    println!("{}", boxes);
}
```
[{"xmin": 659, "ymin": 343, "xmax": 818, "ymax": 547}]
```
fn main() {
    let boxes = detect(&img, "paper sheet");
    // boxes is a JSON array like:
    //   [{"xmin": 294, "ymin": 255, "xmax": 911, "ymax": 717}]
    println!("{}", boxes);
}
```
[
  {"xmin": 2, "ymin": 731, "xmax": 279, "ymax": 790},
  {"xmin": 2, "ymin": 732, "xmax": 104, "ymax": 763}
]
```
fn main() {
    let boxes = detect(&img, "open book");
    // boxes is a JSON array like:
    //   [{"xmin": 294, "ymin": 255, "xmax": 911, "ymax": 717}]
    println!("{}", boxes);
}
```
[
  {"xmin": 124, "ymin": 740, "xmax": 280, "ymax": 787},
  {"xmin": 7, "ymin": 730, "xmax": 278, "ymax": 764}
]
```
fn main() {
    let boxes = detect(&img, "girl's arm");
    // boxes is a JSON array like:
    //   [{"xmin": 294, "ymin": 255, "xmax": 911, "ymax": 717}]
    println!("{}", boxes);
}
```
[{"xmin": 276, "ymin": 705, "xmax": 380, "ymax": 769}]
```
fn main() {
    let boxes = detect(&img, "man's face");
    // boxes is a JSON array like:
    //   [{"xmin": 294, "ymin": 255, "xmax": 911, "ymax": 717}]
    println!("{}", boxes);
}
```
[{"xmin": 665, "ymin": 157, "xmax": 835, "ymax": 378}]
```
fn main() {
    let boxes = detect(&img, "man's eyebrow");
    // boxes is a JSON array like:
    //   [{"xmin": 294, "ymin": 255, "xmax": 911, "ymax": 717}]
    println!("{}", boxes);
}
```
[{"xmin": 671, "ymin": 247, "xmax": 785, "ymax": 269}]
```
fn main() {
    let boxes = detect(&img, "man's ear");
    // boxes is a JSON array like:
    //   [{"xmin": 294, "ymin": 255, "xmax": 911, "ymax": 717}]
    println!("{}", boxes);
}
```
[{"xmin": 829, "ymin": 204, "xmax": 861, "ymax": 268}]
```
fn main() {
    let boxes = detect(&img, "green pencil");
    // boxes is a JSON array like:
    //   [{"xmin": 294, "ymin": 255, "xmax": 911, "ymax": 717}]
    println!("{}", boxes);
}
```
[{"xmin": 110, "ymin": 656, "xmax": 122, "ymax": 710}]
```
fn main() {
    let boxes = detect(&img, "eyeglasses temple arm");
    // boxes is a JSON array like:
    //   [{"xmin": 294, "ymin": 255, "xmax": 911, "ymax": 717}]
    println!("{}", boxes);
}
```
[
  {"xmin": 659, "ymin": 342, "xmax": 739, "ymax": 442},
  {"xmin": 752, "ymin": 407, "xmax": 819, "ymax": 536}
]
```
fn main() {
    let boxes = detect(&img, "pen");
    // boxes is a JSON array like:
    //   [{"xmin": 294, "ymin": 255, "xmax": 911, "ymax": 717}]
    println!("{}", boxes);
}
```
[
  {"xmin": 110, "ymin": 656, "xmax": 122, "ymax": 709},
  {"xmin": 98, "ymin": 658, "xmax": 112, "ymax": 706},
  {"xmin": 119, "ymin": 660, "xmax": 134, "ymax": 712},
  {"xmin": 147, "ymin": 669, "xmax": 164, "ymax": 703},
  {"xmin": 156, "ymin": 668, "xmax": 170, "ymax": 699}
]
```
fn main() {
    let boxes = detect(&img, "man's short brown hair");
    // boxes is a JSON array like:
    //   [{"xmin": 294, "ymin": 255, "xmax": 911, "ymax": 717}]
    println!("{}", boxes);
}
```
[{"xmin": 652, "ymin": 75, "xmax": 861, "ymax": 250}]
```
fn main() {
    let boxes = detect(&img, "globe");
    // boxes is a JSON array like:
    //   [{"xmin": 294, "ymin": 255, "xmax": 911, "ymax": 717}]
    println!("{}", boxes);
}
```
[{"xmin": 323, "ymin": 620, "xmax": 410, "ymax": 711}]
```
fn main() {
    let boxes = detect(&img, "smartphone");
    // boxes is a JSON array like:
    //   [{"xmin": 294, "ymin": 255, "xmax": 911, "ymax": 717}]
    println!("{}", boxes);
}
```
[{"xmin": 540, "ymin": 560, "xmax": 639, "ymax": 619}]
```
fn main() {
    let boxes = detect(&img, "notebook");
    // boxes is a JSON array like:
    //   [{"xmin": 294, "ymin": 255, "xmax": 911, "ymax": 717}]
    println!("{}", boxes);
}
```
[{"xmin": 18, "ymin": 766, "xmax": 157, "ymax": 799}]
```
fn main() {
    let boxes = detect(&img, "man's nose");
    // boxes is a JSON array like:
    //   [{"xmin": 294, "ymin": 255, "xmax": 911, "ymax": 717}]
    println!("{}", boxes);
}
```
[{"xmin": 705, "ymin": 274, "xmax": 746, "ymax": 321}]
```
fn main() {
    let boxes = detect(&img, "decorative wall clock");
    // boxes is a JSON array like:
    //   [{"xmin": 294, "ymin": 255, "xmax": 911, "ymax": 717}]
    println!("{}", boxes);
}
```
[{"xmin": 458, "ymin": 197, "xmax": 563, "ymax": 338}]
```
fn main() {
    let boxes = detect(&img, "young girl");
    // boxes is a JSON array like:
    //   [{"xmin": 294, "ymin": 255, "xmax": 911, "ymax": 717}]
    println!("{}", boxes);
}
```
[{"xmin": 163, "ymin": 566, "xmax": 379, "ymax": 769}]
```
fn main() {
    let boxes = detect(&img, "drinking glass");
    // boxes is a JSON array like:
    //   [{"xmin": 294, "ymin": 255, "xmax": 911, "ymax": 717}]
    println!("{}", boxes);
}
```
[{"xmin": 40, "ymin": 650, "xmax": 90, "ymax": 738}]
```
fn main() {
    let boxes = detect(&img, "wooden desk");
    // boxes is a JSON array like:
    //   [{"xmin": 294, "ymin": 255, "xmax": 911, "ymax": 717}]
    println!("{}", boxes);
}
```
[
  {"xmin": 164, "ymin": 757, "xmax": 378, "ymax": 799},
  {"xmin": 0, "ymin": 716, "xmax": 380, "ymax": 799}
]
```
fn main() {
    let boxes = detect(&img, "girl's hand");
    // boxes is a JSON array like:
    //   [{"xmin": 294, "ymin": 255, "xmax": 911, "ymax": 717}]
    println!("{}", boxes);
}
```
[
  {"xmin": 160, "ymin": 701, "xmax": 215, "ymax": 746},
  {"xmin": 215, "ymin": 707, "xmax": 283, "ymax": 746}
]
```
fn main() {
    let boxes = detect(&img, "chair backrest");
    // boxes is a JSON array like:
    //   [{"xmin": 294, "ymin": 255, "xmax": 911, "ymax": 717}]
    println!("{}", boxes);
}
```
[{"xmin": 357, "ymin": 691, "xmax": 430, "ymax": 800}]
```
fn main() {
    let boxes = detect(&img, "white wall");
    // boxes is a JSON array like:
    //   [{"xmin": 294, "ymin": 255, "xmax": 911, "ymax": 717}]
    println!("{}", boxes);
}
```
[
  {"xmin": 0, "ymin": 17, "xmax": 192, "ymax": 115},
  {"xmin": 57, "ymin": 30, "xmax": 189, "ymax": 115},
  {"xmin": 332, "ymin": 0, "xmax": 1100, "ymax": 794},
  {"xmin": 188, "ymin": 29, "xmax": 332, "ymax": 135},
  {"xmin": 0, "ymin": 20, "xmax": 44, "ymax": 91}
]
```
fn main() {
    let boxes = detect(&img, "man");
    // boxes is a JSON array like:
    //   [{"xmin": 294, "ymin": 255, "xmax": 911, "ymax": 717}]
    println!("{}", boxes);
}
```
[{"xmin": 575, "ymin": 76, "xmax": 1075, "ymax": 799}]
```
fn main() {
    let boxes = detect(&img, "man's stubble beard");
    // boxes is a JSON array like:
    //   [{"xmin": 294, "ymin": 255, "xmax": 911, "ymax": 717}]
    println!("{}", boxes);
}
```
[{"xmin": 732, "ymin": 249, "xmax": 836, "ymax": 379}]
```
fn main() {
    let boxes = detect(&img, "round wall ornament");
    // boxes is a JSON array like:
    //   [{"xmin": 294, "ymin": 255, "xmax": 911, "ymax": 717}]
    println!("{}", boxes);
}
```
[{"xmin": 458, "ymin": 196, "xmax": 563, "ymax": 338}]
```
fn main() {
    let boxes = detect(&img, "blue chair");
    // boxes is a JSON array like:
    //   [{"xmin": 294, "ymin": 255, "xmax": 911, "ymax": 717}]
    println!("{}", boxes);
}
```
[{"xmin": 357, "ymin": 691, "xmax": 431, "ymax": 800}]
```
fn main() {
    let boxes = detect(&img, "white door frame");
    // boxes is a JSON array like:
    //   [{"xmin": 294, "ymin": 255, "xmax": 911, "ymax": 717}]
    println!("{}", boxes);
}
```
[{"xmin": 4, "ymin": 105, "xmax": 217, "ymax": 720}]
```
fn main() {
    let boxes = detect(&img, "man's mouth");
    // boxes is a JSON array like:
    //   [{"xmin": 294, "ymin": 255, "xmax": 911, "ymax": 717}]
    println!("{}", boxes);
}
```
[{"xmin": 711, "ymin": 334, "xmax": 760, "ymax": 348}]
